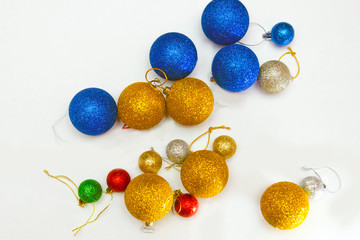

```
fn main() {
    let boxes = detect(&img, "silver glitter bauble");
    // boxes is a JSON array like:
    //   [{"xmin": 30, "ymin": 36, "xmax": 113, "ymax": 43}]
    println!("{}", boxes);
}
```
[
  {"xmin": 166, "ymin": 139, "xmax": 191, "ymax": 164},
  {"xmin": 257, "ymin": 60, "xmax": 293, "ymax": 94},
  {"xmin": 301, "ymin": 176, "xmax": 325, "ymax": 200}
]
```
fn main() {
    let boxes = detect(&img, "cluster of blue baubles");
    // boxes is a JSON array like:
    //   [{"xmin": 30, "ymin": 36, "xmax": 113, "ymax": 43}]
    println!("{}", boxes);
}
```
[{"xmin": 69, "ymin": 0, "xmax": 295, "ymax": 136}]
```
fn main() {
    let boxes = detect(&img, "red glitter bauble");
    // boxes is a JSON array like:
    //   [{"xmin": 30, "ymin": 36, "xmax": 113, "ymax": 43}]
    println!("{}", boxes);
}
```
[
  {"xmin": 106, "ymin": 169, "xmax": 131, "ymax": 192},
  {"xmin": 175, "ymin": 193, "xmax": 199, "ymax": 217}
]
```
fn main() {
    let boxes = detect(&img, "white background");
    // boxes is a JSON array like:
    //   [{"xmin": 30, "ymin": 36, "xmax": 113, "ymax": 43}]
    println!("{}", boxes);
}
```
[{"xmin": 0, "ymin": 0, "xmax": 359, "ymax": 239}]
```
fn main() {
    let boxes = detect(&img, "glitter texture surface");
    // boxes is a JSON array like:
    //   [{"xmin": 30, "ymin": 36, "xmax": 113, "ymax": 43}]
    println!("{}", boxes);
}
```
[
  {"xmin": 260, "ymin": 181, "xmax": 309, "ymax": 230},
  {"xmin": 117, "ymin": 82, "xmax": 165, "ymax": 130},
  {"xmin": 150, "ymin": 32, "xmax": 197, "ymax": 80},
  {"xmin": 69, "ymin": 88, "xmax": 117, "ymax": 136},
  {"xmin": 271, "ymin": 22, "xmax": 294, "ymax": 46},
  {"xmin": 166, "ymin": 139, "xmax": 191, "ymax": 164},
  {"xmin": 106, "ymin": 169, "xmax": 131, "ymax": 192},
  {"xmin": 78, "ymin": 179, "xmax": 103, "ymax": 203},
  {"xmin": 166, "ymin": 78, "xmax": 214, "ymax": 126},
  {"xmin": 301, "ymin": 176, "xmax": 325, "ymax": 200},
  {"xmin": 212, "ymin": 44, "xmax": 259, "ymax": 92},
  {"xmin": 175, "ymin": 193, "xmax": 199, "ymax": 217},
  {"xmin": 201, "ymin": 0, "xmax": 249, "ymax": 45},
  {"xmin": 213, "ymin": 135, "xmax": 237, "ymax": 159},
  {"xmin": 257, "ymin": 60, "xmax": 292, "ymax": 94},
  {"xmin": 181, "ymin": 150, "xmax": 229, "ymax": 198},
  {"xmin": 138, "ymin": 150, "xmax": 162, "ymax": 174},
  {"xmin": 124, "ymin": 173, "xmax": 173, "ymax": 223}
]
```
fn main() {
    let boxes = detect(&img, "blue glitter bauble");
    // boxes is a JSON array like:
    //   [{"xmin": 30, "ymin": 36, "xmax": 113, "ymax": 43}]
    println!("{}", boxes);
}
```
[
  {"xmin": 271, "ymin": 22, "xmax": 294, "ymax": 46},
  {"xmin": 201, "ymin": 0, "xmax": 249, "ymax": 45},
  {"xmin": 69, "ymin": 88, "xmax": 117, "ymax": 136},
  {"xmin": 150, "ymin": 32, "xmax": 197, "ymax": 80},
  {"xmin": 212, "ymin": 44, "xmax": 259, "ymax": 92}
]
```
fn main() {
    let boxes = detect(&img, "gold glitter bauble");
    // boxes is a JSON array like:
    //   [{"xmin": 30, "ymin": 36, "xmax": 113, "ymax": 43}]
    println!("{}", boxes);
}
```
[
  {"xmin": 260, "ymin": 181, "xmax": 309, "ymax": 230},
  {"xmin": 124, "ymin": 173, "xmax": 173, "ymax": 223},
  {"xmin": 257, "ymin": 60, "xmax": 293, "ymax": 94},
  {"xmin": 181, "ymin": 150, "xmax": 228, "ymax": 198},
  {"xmin": 118, "ymin": 82, "xmax": 165, "ymax": 130},
  {"xmin": 213, "ymin": 135, "xmax": 237, "ymax": 159},
  {"xmin": 138, "ymin": 150, "xmax": 162, "ymax": 174},
  {"xmin": 165, "ymin": 78, "xmax": 214, "ymax": 126}
]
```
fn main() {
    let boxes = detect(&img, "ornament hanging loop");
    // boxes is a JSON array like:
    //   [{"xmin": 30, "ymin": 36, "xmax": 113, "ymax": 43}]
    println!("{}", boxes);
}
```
[
  {"xmin": 171, "ymin": 190, "xmax": 183, "ymax": 215},
  {"xmin": 303, "ymin": 166, "xmax": 341, "ymax": 193},
  {"xmin": 189, "ymin": 126, "xmax": 230, "ymax": 152},
  {"xmin": 238, "ymin": 22, "xmax": 267, "ymax": 46},
  {"xmin": 145, "ymin": 68, "xmax": 168, "ymax": 90},
  {"xmin": 43, "ymin": 170, "xmax": 79, "ymax": 202},
  {"xmin": 279, "ymin": 47, "xmax": 301, "ymax": 79}
]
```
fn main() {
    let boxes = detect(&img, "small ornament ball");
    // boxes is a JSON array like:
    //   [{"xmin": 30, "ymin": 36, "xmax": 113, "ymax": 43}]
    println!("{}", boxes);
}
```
[
  {"xmin": 301, "ymin": 176, "xmax": 325, "ymax": 200},
  {"xmin": 69, "ymin": 88, "xmax": 117, "ymax": 136},
  {"xmin": 138, "ymin": 150, "xmax": 162, "ymax": 174},
  {"xmin": 150, "ymin": 32, "xmax": 197, "ymax": 80},
  {"xmin": 174, "ymin": 192, "xmax": 199, "ymax": 217},
  {"xmin": 212, "ymin": 44, "xmax": 259, "ymax": 92},
  {"xmin": 117, "ymin": 82, "xmax": 165, "ymax": 130},
  {"xmin": 201, "ymin": 0, "xmax": 249, "ymax": 45},
  {"xmin": 257, "ymin": 60, "xmax": 293, "ymax": 94},
  {"xmin": 271, "ymin": 22, "xmax": 295, "ymax": 46},
  {"xmin": 260, "ymin": 181, "xmax": 309, "ymax": 230},
  {"xmin": 213, "ymin": 135, "xmax": 237, "ymax": 159},
  {"xmin": 166, "ymin": 139, "xmax": 191, "ymax": 164},
  {"xmin": 124, "ymin": 173, "xmax": 173, "ymax": 223},
  {"xmin": 165, "ymin": 78, "xmax": 214, "ymax": 126},
  {"xmin": 106, "ymin": 169, "xmax": 131, "ymax": 192},
  {"xmin": 181, "ymin": 150, "xmax": 229, "ymax": 198},
  {"xmin": 78, "ymin": 179, "xmax": 103, "ymax": 204}
]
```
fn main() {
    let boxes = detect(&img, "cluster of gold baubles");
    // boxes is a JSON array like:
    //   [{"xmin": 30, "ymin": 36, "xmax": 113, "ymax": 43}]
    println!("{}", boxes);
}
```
[{"xmin": 117, "ymin": 77, "xmax": 214, "ymax": 130}]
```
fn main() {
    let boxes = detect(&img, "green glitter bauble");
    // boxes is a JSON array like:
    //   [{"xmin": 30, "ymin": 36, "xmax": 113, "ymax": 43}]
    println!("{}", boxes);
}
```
[{"xmin": 78, "ymin": 179, "xmax": 103, "ymax": 203}]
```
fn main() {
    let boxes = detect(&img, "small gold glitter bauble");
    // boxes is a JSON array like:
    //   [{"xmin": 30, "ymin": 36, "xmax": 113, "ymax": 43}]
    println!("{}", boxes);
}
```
[
  {"xmin": 165, "ymin": 78, "xmax": 214, "ymax": 126},
  {"xmin": 181, "ymin": 150, "xmax": 228, "ymax": 198},
  {"xmin": 118, "ymin": 82, "xmax": 165, "ymax": 130},
  {"xmin": 124, "ymin": 173, "xmax": 173, "ymax": 223},
  {"xmin": 213, "ymin": 135, "xmax": 237, "ymax": 159},
  {"xmin": 257, "ymin": 60, "xmax": 293, "ymax": 94},
  {"xmin": 138, "ymin": 150, "xmax": 162, "ymax": 174},
  {"xmin": 260, "ymin": 181, "xmax": 309, "ymax": 230}
]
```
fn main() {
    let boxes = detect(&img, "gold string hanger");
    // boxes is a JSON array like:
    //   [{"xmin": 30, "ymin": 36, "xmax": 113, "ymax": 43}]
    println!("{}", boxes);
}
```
[
  {"xmin": 145, "ymin": 68, "xmax": 168, "ymax": 92},
  {"xmin": 189, "ymin": 126, "xmax": 231, "ymax": 153},
  {"xmin": 279, "ymin": 47, "xmax": 300, "ymax": 79}
]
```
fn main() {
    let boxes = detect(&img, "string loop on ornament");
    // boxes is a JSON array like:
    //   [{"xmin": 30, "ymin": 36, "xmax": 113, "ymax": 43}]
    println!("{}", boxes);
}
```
[
  {"xmin": 171, "ymin": 190, "xmax": 183, "ymax": 215},
  {"xmin": 163, "ymin": 157, "xmax": 181, "ymax": 171},
  {"xmin": 72, "ymin": 203, "xmax": 96, "ymax": 236},
  {"xmin": 279, "ymin": 47, "xmax": 301, "ymax": 79},
  {"xmin": 43, "ymin": 170, "xmax": 79, "ymax": 202},
  {"xmin": 303, "ymin": 166, "xmax": 341, "ymax": 193},
  {"xmin": 238, "ymin": 22, "xmax": 268, "ymax": 46},
  {"xmin": 52, "ymin": 114, "xmax": 69, "ymax": 144},
  {"xmin": 189, "ymin": 126, "xmax": 231, "ymax": 153},
  {"xmin": 145, "ymin": 68, "xmax": 168, "ymax": 89}
]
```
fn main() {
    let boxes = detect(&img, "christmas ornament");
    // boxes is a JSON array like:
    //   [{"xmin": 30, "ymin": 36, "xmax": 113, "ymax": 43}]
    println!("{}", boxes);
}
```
[
  {"xmin": 181, "ymin": 126, "xmax": 231, "ymax": 198},
  {"xmin": 166, "ymin": 139, "xmax": 191, "ymax": 165},
  {"xmin": 138, "ymin": 149, "xmax": 163, "ymax": 174},
  {"xmin": 106, "ymin": 169, "xmax": 131, "ymax": 193},
  {"xmin": 213, "ymin": 135, "xmax": 237, "ymax": 159},
  {"xmin": 267, "ymin": 22, "xmax": 294, "ymax": 46},
  {"xmin": 117, "ymin": 69, "xmax": 167, "ymax": 130},
  {"xmin": 260, "ymin": 167, "xmax": 341, "ymax": 230},
  {"xmin": 124, "ymin": 173, "xmax": 173, "ymax": 225},
  {"xmin": 69, "ymin": 88, "xmax": 117, "ymax": 136},
  {"xmin": 257, "ymin": 47, "xmax": 300, "ymax": 94},
  {"xmin": 150, "ymin": 32, "xmax": 197, "ymax": 80},
  {"xmin": 173, "ymin": 190, "xmax": 199, "ymax": 217},
  {"xmin": 44, "ymin": 170, "xmax": 113, "ymax": 236},
  {"xmin": 164, "ymin": 78, "xmax": 214, "ymax": 126},
  {"xmin": 212, "ymin": 44, "xmax": 259, "ymax": 92},
  {"xmin": 201, "ymin": 0, "xmax": 249, "ymax": 45}
]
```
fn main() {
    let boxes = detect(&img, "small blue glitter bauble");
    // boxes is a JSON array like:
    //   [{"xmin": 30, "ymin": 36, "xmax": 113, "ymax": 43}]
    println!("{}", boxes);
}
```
[
  {"xmin": 271, "ymin": 22, "xmax": 294, "ymax": 46},
  {"xmin": 149, "ymin": 32, "xmax": 197, "ymax": 80},
  {"xmin": 69, "ymin": 88, "xmax": 117, "ymax": 136},
  {"xmin": 201, "ymin": 0, "xmax": 249, "ymax": 45},
  {"xmin": 212, "ymin": 44, "xmax": 259, "ymax": 92}
]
